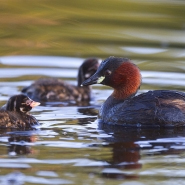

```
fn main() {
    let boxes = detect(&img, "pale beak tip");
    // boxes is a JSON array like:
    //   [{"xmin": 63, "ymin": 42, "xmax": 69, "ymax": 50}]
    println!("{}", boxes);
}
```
[{"xmin": 30, "ymin": 101, "xmax": 40, "ymax": 108}]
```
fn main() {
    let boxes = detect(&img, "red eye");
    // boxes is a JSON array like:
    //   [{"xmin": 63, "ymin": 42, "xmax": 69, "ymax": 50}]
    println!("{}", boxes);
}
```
[{"xmin": 104, "ymin": 69, "xmax": 111, "ymax": 76}]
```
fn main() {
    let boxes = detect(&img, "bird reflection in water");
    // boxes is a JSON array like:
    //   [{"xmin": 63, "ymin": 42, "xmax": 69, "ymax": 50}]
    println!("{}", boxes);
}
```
[
  {"xmin": 7, "ymin": 133, "xmax": 38, "ymax": 156},
  {"xmin": 98, "ymin": 123, "xmax": 185, "ymax": 180}
]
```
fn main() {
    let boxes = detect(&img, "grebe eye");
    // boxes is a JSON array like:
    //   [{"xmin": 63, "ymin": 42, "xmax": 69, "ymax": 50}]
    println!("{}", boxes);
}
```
[{"xmin": 104, "ymin": 69, "xmax": 111, "ymax": 76}]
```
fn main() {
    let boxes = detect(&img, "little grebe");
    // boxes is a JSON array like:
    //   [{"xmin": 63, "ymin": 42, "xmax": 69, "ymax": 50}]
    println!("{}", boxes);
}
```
[
  {"xmin": 0, "ymin": 94, "xmax": 40, "ymax": 129},
  {"xmin": 22, "ymin": 58, "xmax": 99, "ymax": 102},
  {"xmin": 82, "ymin": 56, "xmax": 185, "ymax": 127}
]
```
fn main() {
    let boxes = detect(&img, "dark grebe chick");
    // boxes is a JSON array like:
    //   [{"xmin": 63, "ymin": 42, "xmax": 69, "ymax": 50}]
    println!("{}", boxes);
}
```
[
  {"xmin": 22, "ymin": 58, "xmax": 99, "ymax": 102},
  {"xmin": 82, "ymin": 56, "xmax": 185, "ymax": 127},
  {"xmin": 0, "ymin": 94, "xmax": 40, "ymax": 129}
]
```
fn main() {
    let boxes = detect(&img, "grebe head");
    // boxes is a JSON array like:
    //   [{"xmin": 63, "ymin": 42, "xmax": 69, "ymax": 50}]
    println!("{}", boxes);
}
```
[
  {"xmin": 77, "ymin": 58, "xmax": 99, "ymax": 86},
  {"xmin": 6, "ymin": 94, "xmax": 40, "ymax": 113},
  {"xmin": 82, "ymin": 56, "xmax": 141, "ymax": 99}
]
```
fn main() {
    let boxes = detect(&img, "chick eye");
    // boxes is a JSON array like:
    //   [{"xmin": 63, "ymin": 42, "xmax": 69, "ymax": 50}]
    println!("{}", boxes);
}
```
[
  {"xmin": 104, "ymin": 69, "xmax": 111, "ymax": 76},
  {"xmin": 25, "ymin": 100, "xmax": 31, "ymax": 105}
]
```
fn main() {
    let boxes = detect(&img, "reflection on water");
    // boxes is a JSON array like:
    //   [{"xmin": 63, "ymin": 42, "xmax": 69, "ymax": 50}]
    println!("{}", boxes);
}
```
[
  {"xmin": 2, "ymin": 123, "xmax": 185, "ymax": 184},
  {"xmin": 0, "ymin": 56, "xmax": 185, "ymax": 184},
  {"xmin": 99, "ymin": 126, "xmax": 185, "ymax": 180},
  {"xmin": 1, "ymin": 0, "xmax": 185, "ymax": 184}
]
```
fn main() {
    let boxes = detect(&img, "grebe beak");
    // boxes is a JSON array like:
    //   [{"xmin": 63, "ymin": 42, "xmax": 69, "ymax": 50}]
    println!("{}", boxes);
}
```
[
  {"xmin": 82, "ymin": 73, "xmax": 104, "ymax": 86},
  {"xmin": 30, "ymin": 101, "xmax": 40, "ymax": 108}
]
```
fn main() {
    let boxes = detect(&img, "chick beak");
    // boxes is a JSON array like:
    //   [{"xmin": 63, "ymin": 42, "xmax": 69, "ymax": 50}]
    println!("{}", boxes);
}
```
[{"xmin": 30, "ymin": 101, "xmax": 40, "ymax": 108}]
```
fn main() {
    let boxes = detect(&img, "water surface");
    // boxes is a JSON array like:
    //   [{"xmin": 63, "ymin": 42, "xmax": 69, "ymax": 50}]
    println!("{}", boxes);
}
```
[
  {"xmin": 1, "ymin": 0, "xmax": 185, "ymax": 185},
  {"xmin": 0, "ymin": 56, "xmax": 185, "ymax": 185}
]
